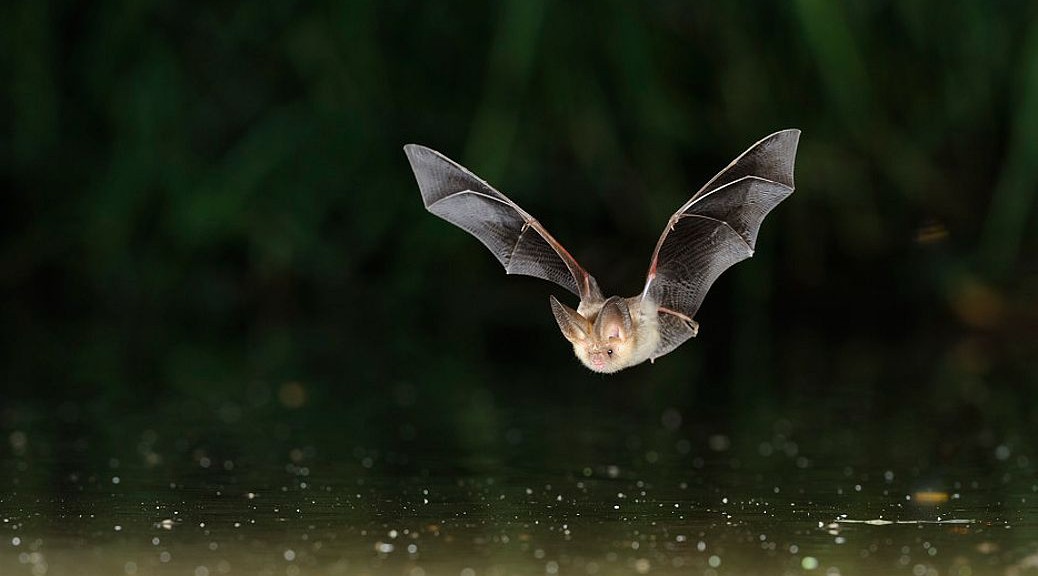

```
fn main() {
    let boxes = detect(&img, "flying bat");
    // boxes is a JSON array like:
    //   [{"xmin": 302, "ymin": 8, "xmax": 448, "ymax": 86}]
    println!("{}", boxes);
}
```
[{"xmin": 404, "ymin": 129, "xmax": 800, "ymax": 373}]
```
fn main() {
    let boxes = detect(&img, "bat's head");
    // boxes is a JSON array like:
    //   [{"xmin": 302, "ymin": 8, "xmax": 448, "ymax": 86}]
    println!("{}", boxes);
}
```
[{"xmin": 550, "ymin": 296, "xmax": 634, "ymax": 374}]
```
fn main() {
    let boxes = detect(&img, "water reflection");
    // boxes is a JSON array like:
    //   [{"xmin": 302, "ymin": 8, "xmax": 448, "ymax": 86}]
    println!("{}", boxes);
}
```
[{"xmin": 2, "ymin": 380, "xmax": 1036, "ymax": 576}]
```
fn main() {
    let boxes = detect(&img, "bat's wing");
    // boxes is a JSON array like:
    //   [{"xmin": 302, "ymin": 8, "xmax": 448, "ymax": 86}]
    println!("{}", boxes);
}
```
[
  {"xmin": 642, "ymin": 129, "xmax": 800, "ymax": 359},
  {"xmin": 404, "ymin": 144, "xmax": 602, "ymax": 302}
]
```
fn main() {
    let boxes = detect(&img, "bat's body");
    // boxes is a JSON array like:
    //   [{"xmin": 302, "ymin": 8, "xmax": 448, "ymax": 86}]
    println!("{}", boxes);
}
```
[
  {"xmin": 565, "ymin": 296, "xmax": 662, "ymax": 373},
  {"xmin": 405, "ymin": 130, "xmax": 800, "ymax": 373}
]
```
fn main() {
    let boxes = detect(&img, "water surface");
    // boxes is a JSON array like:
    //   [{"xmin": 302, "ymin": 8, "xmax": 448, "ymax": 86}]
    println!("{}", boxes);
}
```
[{"xmin": 2, "ymin": 376, "xmax": 1036, "ymax": 576}]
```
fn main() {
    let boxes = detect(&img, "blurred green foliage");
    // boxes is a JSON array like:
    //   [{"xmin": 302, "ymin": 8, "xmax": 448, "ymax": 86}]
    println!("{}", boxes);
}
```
[{"xmin": 1, "ymin": 0, "xmax": 1036, "ymax": 444}]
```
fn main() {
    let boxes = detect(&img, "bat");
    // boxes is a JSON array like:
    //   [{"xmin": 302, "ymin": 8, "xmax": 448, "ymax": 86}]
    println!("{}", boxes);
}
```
[{"xmin": 404, "ymin": 129, "xmax": 800, "ymax": 373}]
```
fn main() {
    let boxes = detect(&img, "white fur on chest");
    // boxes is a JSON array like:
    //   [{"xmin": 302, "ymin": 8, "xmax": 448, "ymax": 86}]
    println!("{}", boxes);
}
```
[{"xmin": 625, "ymin": 296, "xmax": 661, "ymax": 367}]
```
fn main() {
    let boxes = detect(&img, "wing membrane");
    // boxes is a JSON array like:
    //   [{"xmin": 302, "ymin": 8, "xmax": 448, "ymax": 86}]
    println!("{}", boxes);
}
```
[
  {"xmin": 405, "ymin": 144, "xmax": 601, "ymax": 301},
  {"xmin": 644, "ymin": 130, "xmax": 800, "ymax": 358}
]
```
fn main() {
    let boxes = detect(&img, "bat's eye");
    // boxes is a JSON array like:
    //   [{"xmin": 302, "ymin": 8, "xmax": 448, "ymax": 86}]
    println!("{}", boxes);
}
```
[{"xmin": 606, "ymin": 349, "xmax": 613, "ymax": 356}]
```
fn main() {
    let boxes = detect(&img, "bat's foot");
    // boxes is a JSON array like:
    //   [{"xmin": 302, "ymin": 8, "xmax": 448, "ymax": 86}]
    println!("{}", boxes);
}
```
[{"xmin": 658, "ymin": 306, "xmax": 699, "ymax": 336}]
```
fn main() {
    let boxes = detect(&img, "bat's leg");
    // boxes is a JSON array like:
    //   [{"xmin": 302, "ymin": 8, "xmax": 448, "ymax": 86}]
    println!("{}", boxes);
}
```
[{"xmin": 657, "ymin": 306, "xmax": 699, "ymax": 336}]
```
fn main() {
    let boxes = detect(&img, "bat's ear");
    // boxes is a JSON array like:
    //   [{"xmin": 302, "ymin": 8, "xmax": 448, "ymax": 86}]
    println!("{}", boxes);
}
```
[
  {"xmin": 594, "ymin": 297, "xmax": 632, "ymax": 342},
  {"xmin": 550, "ymin": 295, "xmax": 590, "ymax": 344}
]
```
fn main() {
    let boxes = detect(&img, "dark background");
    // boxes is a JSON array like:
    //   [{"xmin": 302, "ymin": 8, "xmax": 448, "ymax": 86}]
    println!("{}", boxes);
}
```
[{"xmin": 2, "ymin": 2, "xmax": 1036, "ymax": 467}]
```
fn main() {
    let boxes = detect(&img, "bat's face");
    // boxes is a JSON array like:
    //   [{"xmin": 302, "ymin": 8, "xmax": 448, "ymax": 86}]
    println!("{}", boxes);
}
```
[
  {"xmin": 550, "ymin": 296, "xmax": 636, "ymax": 373},
  {"xmin": 573, "ymin": 337, "xmax": 633, "ymax": 374}
]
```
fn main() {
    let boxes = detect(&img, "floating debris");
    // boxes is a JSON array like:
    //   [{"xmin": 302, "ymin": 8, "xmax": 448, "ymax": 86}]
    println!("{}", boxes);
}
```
[
  {"xmin": 831, "ymin": 518, "xmax": 974, "ymax": 527},
  {"xmin": 912, "ymin": 490, "xmax": 951, "ymax": 504}
]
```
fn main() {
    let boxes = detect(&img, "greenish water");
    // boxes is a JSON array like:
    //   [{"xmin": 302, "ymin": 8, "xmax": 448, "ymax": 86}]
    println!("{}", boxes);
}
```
[{"xmin": 2, "ymin": 382, "xmax": 1036, "ymax": 576}]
